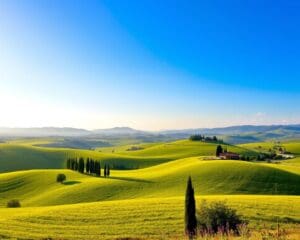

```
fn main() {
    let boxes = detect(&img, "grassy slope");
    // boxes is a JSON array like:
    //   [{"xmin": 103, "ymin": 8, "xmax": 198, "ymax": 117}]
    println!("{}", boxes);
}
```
[
  {"xmin": 0, "ymin": 140, "xmax": 257, "ymax": 172},
  {"xmin": 240, "ymin": 140, "xmax": 300, "ymax": 173},
  {"xmin": 0, "ymin": 196, "xmax": 299, "ymax": 240},
  {"xmin": 0, "ymin": 158, "xmax": 299, "ymax": 207},
  {"xmin": 239, "ymin": 140, "xmax": 300, "ymax": 155}
]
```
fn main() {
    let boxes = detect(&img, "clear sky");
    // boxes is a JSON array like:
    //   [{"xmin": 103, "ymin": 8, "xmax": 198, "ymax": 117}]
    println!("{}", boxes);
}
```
[{"xmin": 0, "ymin": 0, "xmax": 299, "ymax": 130}]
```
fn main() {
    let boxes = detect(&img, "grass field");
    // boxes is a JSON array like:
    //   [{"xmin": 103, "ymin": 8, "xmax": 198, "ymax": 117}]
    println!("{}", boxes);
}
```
[
  {"xmin": 0, "ymin": 196, "xmax": 299, "ymax": 240},
  {"xmin": 0, "ymin": 139, "xmax": 257, "ymax": 173},
  {"xmin": 239, "ymin": 140, "xmax": 300, "ymax": 156},
  {"xmin": 0, "ymin": 138, "xmax": 299, "ymax": 239}
]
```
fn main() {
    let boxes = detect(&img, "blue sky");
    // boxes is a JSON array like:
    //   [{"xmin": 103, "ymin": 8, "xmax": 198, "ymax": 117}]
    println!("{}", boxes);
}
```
[{"xmin": 0, "ymin": 0, "xmax": 299, "ymax": 130}]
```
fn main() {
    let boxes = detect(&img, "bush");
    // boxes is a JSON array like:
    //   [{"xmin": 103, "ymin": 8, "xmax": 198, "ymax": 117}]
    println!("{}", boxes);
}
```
[
  {"xmin": 56, "ymin": 173, "xmax": 66, "ymax": 183},
  {"xmin": 197, "ymin": 201, "xmax": 245, "ymax": 235},
  {"xmin": 7, "ymin": 199, "xmax": 21, "ymax": 208}
]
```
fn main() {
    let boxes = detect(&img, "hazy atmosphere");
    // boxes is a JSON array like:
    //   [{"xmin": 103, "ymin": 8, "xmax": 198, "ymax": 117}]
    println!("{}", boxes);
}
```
[{"xmin": 1, "ymin": 0, "xmax": 300, "ymax": 130}]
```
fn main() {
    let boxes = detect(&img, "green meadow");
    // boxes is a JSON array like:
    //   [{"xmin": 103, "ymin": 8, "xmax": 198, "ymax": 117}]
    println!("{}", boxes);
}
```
[{"xmin": 0, "ymin": 139, "xmax": 299, "ymax": 239}]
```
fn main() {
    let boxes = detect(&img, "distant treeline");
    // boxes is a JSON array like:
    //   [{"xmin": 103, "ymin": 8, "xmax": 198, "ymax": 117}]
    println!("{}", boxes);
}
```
[
  {"xmin": 189, "ymin": 134, "xmax": 223, "ymax": 143},
  {"xmin": 66, "ymin": 158, "xmax": 110, "ymax": 177}
]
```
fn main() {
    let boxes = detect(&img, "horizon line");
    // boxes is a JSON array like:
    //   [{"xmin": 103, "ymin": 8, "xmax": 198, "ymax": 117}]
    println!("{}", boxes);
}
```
[{"xmin": 1, "ymin": 123, "xmax": 300, "ymax": 132}]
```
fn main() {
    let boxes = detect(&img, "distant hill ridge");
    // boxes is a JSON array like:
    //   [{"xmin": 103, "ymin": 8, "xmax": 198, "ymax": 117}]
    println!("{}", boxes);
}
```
[{"xmin": 1, "ymin": 124, "xmax": 300, "ymax": 143}]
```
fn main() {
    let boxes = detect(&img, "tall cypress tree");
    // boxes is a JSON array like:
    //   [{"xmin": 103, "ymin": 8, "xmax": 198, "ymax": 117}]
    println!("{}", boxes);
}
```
[
  {"xmin": 91, "ymin": 159, "xmax": 95, "ymax": 174},
  {"xmin": 107, "ymin": 165, "xmax": 110, "ymax": 177},
  {"xmin": 185, "ymin": 176, "xmax": 197, "ymax": 238},
  {"xmin": 104, "ymin": 164, "xmax": 107, "ymax": 177},
  {"xmin": 75, "ymin": 159, "xmax": 79, "ymax": 171},
  {"xmin": 86, "ymin": 158, "xmax": 90, "ymax": 174},
  {"xmin": 95, "ymin": 161, "xmax": 100, "ymax": 176},
  {"xmin": 71, "ymin": 159, "xmax": 74, "ymax": 170},
  {"xmin": 79, "ymin": 157, "xmax": 84, "ymax": 173},
  {"xmin": 99, "ymin": 162, "xmax": 101, "ymax": 177},
  {"xmin": 66, "ymin": 158, "xmax": 71, "ymax": 169}
]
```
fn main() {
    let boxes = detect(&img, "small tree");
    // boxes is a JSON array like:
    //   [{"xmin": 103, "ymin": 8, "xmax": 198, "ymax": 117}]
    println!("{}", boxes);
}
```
[
  {"xmin": 56, "ymin": 173, "xmax": 66, "ymax": 183},
  {"xmin": 185, "ymin": 176, "xmax": 197, "ymax": 238},
  {"xmin": 216, "ymin": 145, "xmax": 223, "ymax": 157},
  {"xmin": 7, "ymin": 199, "xmax": 21, "ymax": 208}
]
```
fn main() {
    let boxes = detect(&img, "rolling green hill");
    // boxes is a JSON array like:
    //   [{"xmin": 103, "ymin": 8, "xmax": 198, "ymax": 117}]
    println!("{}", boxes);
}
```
[
  {"xmin": 0, "ymin": 138, "xmax": 299, "ymax": 239},
  {"xmin": 0, "ymin": 139, "xmax": 257, "ymax": 173},
  {"xmin": 239, "ymin": 140, "xmax": 300, "ymax": 156},
  {"xmin": 0, "ymin": 158, "xmax": 299, "ymax": 207}
]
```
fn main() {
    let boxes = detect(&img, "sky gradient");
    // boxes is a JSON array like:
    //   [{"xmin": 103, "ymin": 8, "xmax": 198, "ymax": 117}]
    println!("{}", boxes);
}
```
[{"xmin": 0, "ymin": 0, "xmax": 300, "ymax": 130}]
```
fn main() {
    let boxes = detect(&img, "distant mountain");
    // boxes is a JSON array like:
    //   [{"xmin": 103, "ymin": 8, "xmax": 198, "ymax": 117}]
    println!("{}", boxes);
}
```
[
  {"xmin": 160, "ymin": 124, "xmax": 300, "ymax": 135},
  {"xmin": 160, "ymin": 124, "xmax": 300, "ymax": 144},
  {"xmin": 92, "ymin": 127, "xmax": 148, "ymax": 135},
  {"xmin": 0, "ymin": 127, "xmax": 90, "ymax": 137},
  {"xmin": 1, "ymin": 125, "xmax": 300, "ymax": 144}
]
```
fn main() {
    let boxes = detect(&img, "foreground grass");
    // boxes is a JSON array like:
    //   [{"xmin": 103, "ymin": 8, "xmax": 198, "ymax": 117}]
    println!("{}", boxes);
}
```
[{"xmin": 0, "ymin": 196, "xmax": 299, "ymax": 240}]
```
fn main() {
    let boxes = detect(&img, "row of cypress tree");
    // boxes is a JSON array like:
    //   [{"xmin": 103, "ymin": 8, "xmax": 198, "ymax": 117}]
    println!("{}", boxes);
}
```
[{"xmin": 66, "ymin": 157, "xmax": 111, "ymax": 177}]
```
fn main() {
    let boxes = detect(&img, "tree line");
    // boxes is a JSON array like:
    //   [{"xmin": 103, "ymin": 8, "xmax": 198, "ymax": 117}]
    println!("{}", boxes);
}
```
[
  {"xmin": 66, "ymin": 157, "xmax": 111, "ymax": 177},
  {"xmin": 189, "ymin": 134, "xmax": 223, "ymax": 143}
]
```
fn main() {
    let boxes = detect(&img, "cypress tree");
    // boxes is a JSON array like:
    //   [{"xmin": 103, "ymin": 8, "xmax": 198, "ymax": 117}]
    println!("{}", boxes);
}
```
[
  {"xmin": 92, "ymin": 160, "xmax": 96, "ymax": 174},
  {"xmin": 104, "ymin": 164, "xmax": 107, "ymax": 177},
  {"xmin": 86, "ymin": 158, "xmax": 90, "ymax": 174},
  {"xmin": 71, "ymin": 159, "xmax": 75, "ymax": 170},
  {"xmin": 216, "ymin": 145, "xmax": 223, "ymax": 157},
  {"xmin": 95, "ymin": 161, "xmax": 100, "ymax": 176},
  {"xmin": 90, "ymin": 159, "xmax": 95, "ymax": 174},
  {"xmin": 185, "ymin": 176, "xmax": 197, "ymax": 238},
  {"xmin": 99, "ymin": 162, "xmax": 101, "ymax": 177},
  {"xmin": 79, "ymin": 157, "xmax": 84, "ymax": 173},
  {"xmin": 93, "ymin": 160, "xmax": 96, "ymax": 174},
  {"xmin": 75, "ymin": 159, "xmax": 78, "ymax": 171},
  {"xmin": 66, "ymin": 158, "xmax": 71, "ymax": 169},
  {"xmin": 107, "ymin": 165, "xmax": 110, "ymax": 177}
]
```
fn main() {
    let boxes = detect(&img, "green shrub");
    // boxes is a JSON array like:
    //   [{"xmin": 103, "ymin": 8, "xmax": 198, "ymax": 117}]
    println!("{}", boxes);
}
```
[
  {"xmin": 56, "ymin": 173, "xmax": 66, "ymax": 183},
  {"xmin": 197, "ymin": 201, "xmax": 245, "ymax": 235},
  {"xmin": 7, "ymin": 199, "xmax": 21, "ymax": 208}
]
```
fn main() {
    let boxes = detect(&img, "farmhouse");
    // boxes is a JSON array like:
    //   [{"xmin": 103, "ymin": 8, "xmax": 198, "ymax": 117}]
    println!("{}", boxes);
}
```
[{"xmin": 219, "ymin": 152, "xmax": 240, "ymax": 160}]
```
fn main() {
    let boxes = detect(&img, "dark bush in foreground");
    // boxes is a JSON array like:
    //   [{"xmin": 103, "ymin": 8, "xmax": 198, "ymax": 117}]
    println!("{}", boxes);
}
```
[
  {"xmin": 7, "ymin": 199, "xmax": 21, "ymax": 208},
  {"xmin": 197, "ymin": 201, "xmax": 245, "ymax": 235},
  {"xmin": 56, "ymin": 173, "xmax": 66, "ymax": 183}
]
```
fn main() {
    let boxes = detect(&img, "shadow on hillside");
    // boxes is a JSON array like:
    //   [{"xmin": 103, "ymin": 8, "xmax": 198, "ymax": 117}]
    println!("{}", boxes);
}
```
[
  {"xmin": 109, "ymin": 176, "xmax": 153, "ymax": 183},
  {"xmin": 63, "ymin": 180, "xmax": 81, "ymax": 185}
]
